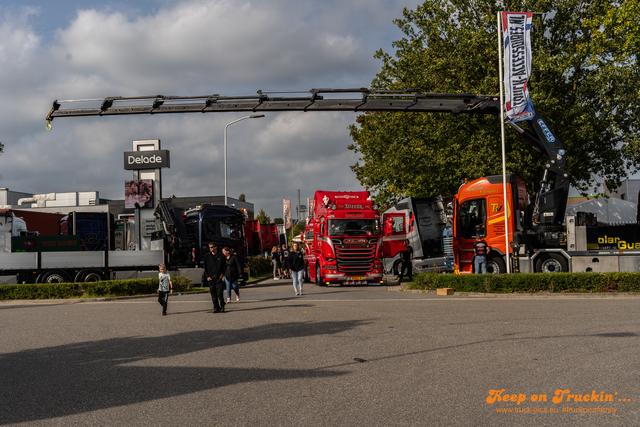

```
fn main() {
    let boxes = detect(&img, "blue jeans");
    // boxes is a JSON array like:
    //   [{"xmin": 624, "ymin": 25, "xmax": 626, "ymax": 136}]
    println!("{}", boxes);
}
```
[
  {"xmin": 291, "ymin": 270, "xmax": 304, "ymax": 292},
  {"xmin": 224, "ymin": 277, "xmax": 239, "ymax": 299},
  {"xmin": 474, "ymin": 255, "xmax": 487, "ymax": 274}
]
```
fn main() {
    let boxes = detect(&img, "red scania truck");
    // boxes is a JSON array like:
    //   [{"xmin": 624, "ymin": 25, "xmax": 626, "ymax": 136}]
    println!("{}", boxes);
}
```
[{"xmin": 304, "ymin": 190, "xmax": 384, "ymax": 286}]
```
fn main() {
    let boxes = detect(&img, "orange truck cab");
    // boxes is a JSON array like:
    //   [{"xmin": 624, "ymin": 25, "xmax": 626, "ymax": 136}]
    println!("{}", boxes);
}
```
[{"xmin": 452, "ymin": 175, "xmax": 529, "ymax": 274}]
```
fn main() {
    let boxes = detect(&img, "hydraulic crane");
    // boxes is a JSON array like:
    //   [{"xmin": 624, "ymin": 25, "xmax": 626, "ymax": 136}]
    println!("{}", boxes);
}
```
[{"xmin": 45, "ymin": 87, "xmax": 568, "ymax": 228}]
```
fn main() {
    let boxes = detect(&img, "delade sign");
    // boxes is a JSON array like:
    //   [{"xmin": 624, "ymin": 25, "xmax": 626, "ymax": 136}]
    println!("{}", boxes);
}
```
[{"xmin": 124, "ymin": 150, "xmax": 170, "ymax": 170}]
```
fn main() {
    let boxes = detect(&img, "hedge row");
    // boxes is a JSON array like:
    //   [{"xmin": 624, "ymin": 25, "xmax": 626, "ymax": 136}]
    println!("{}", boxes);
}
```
[
  {"xmin": 0, "ymin": 275, "xmax": 193, "ymax": 300},
  {"xmin": 248, "ymin": 256, "xmax": 273, "ymax": 279},
  {"xmin": 408, "ymin": 272, "xmax": 640, "ymax": 293}
]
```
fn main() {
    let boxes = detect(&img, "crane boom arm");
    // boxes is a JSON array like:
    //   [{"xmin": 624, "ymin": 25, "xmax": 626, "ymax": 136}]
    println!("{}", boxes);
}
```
[
  {"xmin": 45, "ymin": 86, "xmax": 569, "ymax": 227},
  {"xmin": 46, "ymin": 88, "xmax": 501, "ymax": 122}
]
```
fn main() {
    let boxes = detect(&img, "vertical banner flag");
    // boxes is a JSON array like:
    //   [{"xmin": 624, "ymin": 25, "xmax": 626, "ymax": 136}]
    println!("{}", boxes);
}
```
[
  {"xmin": 307, "ymin": 198, "xmax": 314, "ymax": 217},
  {"xmin": 502, "ymin": 12, "xmax": 535, "ymax": 122},
  {"xmin": 284, "ymin": 199, "xmax": 291, "ymax": 229}
]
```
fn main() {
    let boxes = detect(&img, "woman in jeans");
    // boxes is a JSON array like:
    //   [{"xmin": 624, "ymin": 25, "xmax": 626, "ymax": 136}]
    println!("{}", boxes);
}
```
[
  {"xmin": 271, "ymin": 246, "xmax": 280, "ymax": 280},
  {"xmin": 287, "ymin": 242, "xmax": 306, "ymax": 295},
  {"xmin": 222, "ymin": 247, "xmax": 241, "ymax": 302}
]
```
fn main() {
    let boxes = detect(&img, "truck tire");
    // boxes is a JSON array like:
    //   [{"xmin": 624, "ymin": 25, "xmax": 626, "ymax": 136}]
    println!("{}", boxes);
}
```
[
  {"xmin": 392, "ymin": 259, "xmax": 403, "ymax": 281},
  {"xmin": 316, "ymin": 264, "xmax": 325, "ymax": 286},
  {"xmin": 535, "ymin": 253, "xmax": 568, "ymax": 273},
  {"xmin": 38, "ymin": 270, "xmax": 70, "ymax": 284},
  {"xmin": 486, "ymin": 256, "xmax": 506, "ymax": 274},
  {"xmin": 75, "ymin": 269, "xmax": 106, "ymax": 283},
  {"xmin": 304, "ymin": 264, "xmax": 310, "ymax": 283}
]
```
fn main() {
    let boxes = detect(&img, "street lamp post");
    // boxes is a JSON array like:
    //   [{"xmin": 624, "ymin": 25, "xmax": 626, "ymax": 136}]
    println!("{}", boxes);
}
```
[{"xmin": 224, "ymin": 114, "xmax": 265, "ymax": 205}]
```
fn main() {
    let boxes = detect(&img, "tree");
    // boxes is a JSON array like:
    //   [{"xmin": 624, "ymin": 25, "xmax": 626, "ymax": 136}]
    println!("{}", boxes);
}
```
[
  {"xmin": 348, "ymin": 0, "xmax": 640, "ymax": 207},
  {"xmin": 273, "ymin": 217, "xmax": 284, "ymax": 225},
  {"xmin": 256, "ymin": 209, "xmax": 270, "ymax": 225},
  {"xmin": 238, "ymin": 193, "xmax": 246, "ymax": 202}
]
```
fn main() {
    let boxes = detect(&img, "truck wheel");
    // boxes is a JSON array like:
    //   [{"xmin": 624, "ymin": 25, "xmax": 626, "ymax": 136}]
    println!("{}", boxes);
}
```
[
  {"xmin": 316, "ymin": 264, "xmax": 325, "ymax": 286},
  {"xmin": 304, "ymin": 265, "xmax": 310, "ymax": 283},
  {"xmin": 75, "ymin": 269, "xmax": 106, "ymax": 283},
  {"xmin": 392, "ymin": 259, "xmax": 403, "ymax": 282},
  {"xmin": 486, "ymin": 256, "xmax": 506, "ymax": 274},
  {"xmin": 535, "ymin": 254, "xmax": 568, "ymax": 273},
  {"xmin": 38, "ymin": 270, "xmax": 70, "ymax": 284}
]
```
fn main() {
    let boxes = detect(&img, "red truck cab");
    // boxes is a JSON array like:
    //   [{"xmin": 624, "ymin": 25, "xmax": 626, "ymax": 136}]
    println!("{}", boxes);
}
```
[{"xmin": 305, "ymin": 190, "xmax": 384, "ymax": 286}]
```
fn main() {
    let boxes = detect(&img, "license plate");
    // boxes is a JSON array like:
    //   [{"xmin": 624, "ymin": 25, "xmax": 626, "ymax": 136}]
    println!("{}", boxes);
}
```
[{"xmin": 349, "ymin": 276, "xmax": 364, "ymax": 280}]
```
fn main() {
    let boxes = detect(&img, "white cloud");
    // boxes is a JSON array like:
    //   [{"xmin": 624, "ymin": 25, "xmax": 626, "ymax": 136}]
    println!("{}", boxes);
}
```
[
  {"xmin": 49, "ymin": 0, "xmax": 376, "ymax": 94},
  {"xmin": 0, "ymin": 0, "xmax": 420, "ymax": 219}
]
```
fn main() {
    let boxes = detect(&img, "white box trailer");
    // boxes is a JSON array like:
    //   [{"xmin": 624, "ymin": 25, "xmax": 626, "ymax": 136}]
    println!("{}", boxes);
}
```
[
  {"xmin": 0, "ymin": 209, "xmax": 168, "ymax": 283},
  {"xmin": 0, "ymin": 249, "xmax": 164, "ymax": 283}
]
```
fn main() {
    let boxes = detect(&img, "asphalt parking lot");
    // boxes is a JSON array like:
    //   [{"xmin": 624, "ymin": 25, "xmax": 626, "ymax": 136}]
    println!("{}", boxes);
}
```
[{"xmin": 1, "ymin": 279, "xmax": 638, "ymax": 426}]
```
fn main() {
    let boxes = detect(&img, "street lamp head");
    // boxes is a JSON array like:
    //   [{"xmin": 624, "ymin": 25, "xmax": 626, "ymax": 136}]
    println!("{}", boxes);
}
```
[{"xmin": 250, "ymin": 114, "xmax": 265, "ymax": 119}]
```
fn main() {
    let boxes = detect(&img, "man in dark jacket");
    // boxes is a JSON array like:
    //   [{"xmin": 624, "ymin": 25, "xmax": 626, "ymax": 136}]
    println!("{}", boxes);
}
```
[
  {"xmin": 286, "ymin": 242, "xmax": 305, "ymax": 295},
  {"xmin": 398, "ymin": 239, "xmax": 414, "ymax": 284},
  {"xmin": 204, "ymin": 242, "xmax": 225, "ymax": 312}
]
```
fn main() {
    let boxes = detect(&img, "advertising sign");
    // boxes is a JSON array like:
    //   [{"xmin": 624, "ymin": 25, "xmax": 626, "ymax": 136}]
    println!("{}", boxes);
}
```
[
  {"xmin": 308, "ymin": 198, "xmax": 315, "ymax": 217},
  {"xmin": 123, "ymin": 150, "xmax": 170, "ymax": 170},
  {"xmin": 502, "ymin": 11, "xmax": 535, "ymax": 123},
  {"xmin": 125, "ymin": 179, "xmax": 154, "ymax": 209},
  {"xmin": 284, "ymin": 199, "xmax": 291, "ymax": 229},
  {"xmin": 12, "ymin": 235, "xmax": 82, "ymax": 252}
]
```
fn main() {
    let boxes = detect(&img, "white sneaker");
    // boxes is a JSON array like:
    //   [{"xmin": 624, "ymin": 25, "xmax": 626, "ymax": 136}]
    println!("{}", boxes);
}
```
[
  {"xmin": 236, "ymin": 296, "xmax": 240, "ymax": 302},
  {"xmin": 295, "ymin": 291, "xmax": 299, "ymax": 295},
  {"xmin": 227, "ymin": 298, "xmax": 230, "ymax": 303},
  {"xmin": 299, "ymin": 290, "xmax": 303, "ymax": 295}
]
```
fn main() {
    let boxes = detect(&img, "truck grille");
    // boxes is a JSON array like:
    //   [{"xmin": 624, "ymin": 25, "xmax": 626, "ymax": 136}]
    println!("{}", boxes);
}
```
[{"xmin": 331, "ymin": 237, "xmax": 378, "ymax": 276}]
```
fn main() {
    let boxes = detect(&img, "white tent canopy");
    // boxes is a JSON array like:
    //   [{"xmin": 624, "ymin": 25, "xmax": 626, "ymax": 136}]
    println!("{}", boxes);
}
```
[{"xmin": 565, "ymin": 197, "xmax": 637, "ymax": 223}]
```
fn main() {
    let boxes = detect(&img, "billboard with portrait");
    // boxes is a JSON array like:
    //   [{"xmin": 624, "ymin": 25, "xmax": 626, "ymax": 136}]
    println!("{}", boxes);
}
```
[{"xmin": 125, "ymin": 179, "xmax": 154, "ymax": 209}]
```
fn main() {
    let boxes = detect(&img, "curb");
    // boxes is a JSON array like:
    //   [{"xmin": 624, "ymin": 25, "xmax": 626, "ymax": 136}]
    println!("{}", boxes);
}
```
[{"xmin": 400, "ymin": 289, "xmax": 640, "ymax": 298}]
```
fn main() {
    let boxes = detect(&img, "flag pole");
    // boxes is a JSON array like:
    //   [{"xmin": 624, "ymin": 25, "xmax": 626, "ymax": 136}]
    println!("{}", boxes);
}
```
[{"xmin": 498, "ymin": 12, "xmax": 511, "ymax": 273}]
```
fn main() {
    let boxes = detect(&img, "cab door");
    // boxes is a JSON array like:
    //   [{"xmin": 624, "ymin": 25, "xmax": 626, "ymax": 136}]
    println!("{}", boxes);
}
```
[
  {"xmin": 382, "ymin": 212, "xmax": 407, "ymax": 258},
  {"xmin": 454, "ymin": 198, "xmax": 487, "ymax": 273}
]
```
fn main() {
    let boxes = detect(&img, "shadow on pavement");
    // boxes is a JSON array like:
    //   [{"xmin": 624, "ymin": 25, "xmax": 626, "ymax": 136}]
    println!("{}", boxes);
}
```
[{"xmin": 0, "ymin": 319, "xmax": 368, "ymax": 424}]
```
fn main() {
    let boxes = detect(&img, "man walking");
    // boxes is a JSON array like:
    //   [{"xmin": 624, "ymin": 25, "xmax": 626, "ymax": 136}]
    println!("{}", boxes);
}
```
[
  {"xmin": 204, "ymin": 242, "xmax": 225, "ymax": 312},
  {"xmin": 398, "ymin": 239, "xmax": 413, "ymax": 283},
  {"xmin": 281, "ymin": 244, "xmax": 290, "ymax": 279},
  {"xmin": 473, "ymin": 235, "xmax": 489, "ymax": 274}
]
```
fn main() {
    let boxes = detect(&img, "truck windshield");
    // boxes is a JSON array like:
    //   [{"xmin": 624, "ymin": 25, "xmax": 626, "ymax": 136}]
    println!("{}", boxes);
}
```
[
  {"xmin": 76, "ymin": 219, "xmax": 106, "ymax": 231},
  {"xmin": 457, "ymin": 199, "xmax": 487, "ymax": 239},
  {"xmin": 203, "ymin": 219, "xmax": 241, "ymax": 240},
  {"xmin": 327, "ymin": 219, "xmax": 379, "ymax": 236}
]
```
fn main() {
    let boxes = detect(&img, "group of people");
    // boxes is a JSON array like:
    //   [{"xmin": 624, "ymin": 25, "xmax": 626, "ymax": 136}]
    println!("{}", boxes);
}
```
[
  {"xmin": 203, "ymin": 242, "xmax": 243, "ymax": 313},
  {"xmin": 157, "ymin": 233, "xmax": 491, "ymax": 315},
  {"xmin": 271, "ymin": 244, "xmax": 290, "ymax": 280},
  {"xmin": 158, "ymin": 243, "xmax": 243, "ymax": 315},
  {"xmin": 271, "ymin": 243, "xmax": 306, "ymax": 295}
]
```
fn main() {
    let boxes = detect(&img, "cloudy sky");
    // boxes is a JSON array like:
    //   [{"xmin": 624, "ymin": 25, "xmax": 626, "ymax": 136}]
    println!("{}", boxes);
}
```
[{"xmin": 0, "ymin": 0, "xmax": 423, "ymax": 220}]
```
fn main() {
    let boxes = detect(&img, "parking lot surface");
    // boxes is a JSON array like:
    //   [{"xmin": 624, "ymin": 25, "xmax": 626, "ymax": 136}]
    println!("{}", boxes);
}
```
[{"xmin": 1, "ymin": 279, "xmax": 638, "ymax": 426}]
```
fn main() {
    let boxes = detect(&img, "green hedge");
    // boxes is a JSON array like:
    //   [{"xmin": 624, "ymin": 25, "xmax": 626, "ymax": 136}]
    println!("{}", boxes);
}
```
[
  {"xmin": 248, "ymin": 256, "xmax": 273, "ymax": 279},
  {"xmin": 407, "ymin": 272, "xmax": 640, "ymax": 293},
  {"xmin": 0, "ymin": 275, "xmax": 193, "ymax": 300}
]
